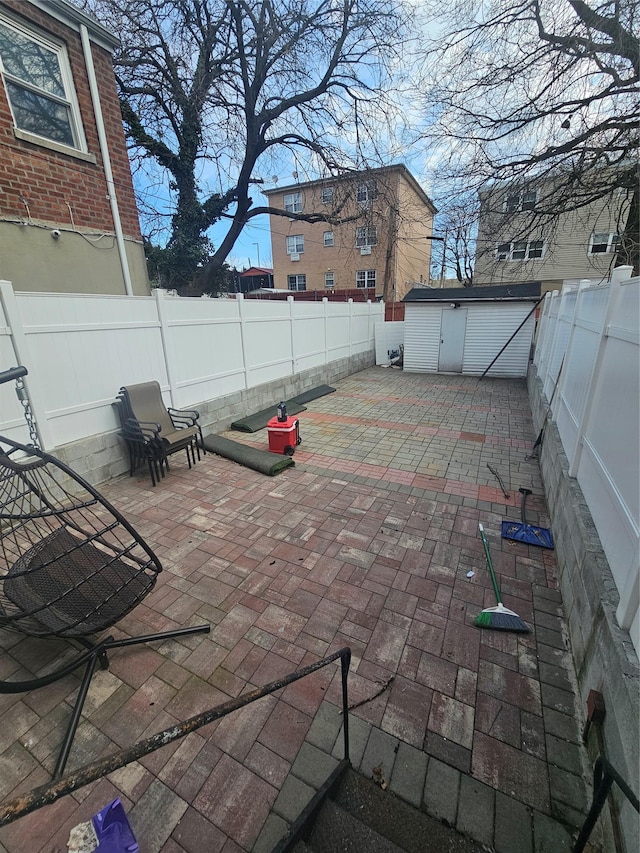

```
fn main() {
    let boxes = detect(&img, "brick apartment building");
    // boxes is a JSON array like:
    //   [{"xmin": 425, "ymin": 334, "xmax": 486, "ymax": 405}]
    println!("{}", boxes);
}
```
[
  {"xmin": 0, "ymin": 0, "xmax": 148, "ymax": 295},
  {"xmin": 263, "ymin": 164, "xmax": 436, "ymax": 302}
]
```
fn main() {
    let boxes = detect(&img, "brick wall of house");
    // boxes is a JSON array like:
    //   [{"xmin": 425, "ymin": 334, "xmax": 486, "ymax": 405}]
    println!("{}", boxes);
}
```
[{"xmin": 0, "ymin": 0, "xmax": 141, "ymax": 240}]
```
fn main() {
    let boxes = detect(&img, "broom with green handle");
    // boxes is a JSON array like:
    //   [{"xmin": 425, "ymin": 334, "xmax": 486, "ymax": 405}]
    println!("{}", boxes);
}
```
[{"xmin": 475, "ymin": 523, "xmax": 530, "ymax": 633}]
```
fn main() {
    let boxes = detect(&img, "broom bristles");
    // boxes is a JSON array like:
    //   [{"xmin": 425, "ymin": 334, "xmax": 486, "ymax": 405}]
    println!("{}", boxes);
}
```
[{"xmin": 474, "ymin": 603, "xmax": 530, "ymax": 633}]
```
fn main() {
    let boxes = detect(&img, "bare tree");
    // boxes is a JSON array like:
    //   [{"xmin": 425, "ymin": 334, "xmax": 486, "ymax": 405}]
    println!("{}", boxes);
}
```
[
  {"xmin": 86, "ymin": 0, "xmax": 410, "ymax": 292},
  {"xmin": 421, "ymin": 0, "xmax": 639, "ymax": 273},
  {"xmin": 430, "ymin": 196, "xmax": 478, "ymax": 286}
]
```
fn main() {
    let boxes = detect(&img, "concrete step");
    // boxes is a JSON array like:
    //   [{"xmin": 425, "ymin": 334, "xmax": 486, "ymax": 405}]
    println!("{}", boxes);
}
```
[
  {"xmin": 329, "ymin": 768, "xmax": 487, "ymax": 853},
  {"xmin": 308, "ymin": 798, "xmax": 405, "ymax": 853},
  {"xmin": 291, "ymin": 841, "xmax": 314, "ymax": 853}
]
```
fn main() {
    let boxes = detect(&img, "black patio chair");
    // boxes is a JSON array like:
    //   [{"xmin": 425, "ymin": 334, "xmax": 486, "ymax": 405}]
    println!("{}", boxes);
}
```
[
  {"xmin": 0, "ymin": 432, "xmax": 210, "ymax": 779},
  {"xmin": 116, "ymin": 382, "xmax": 204, "ymax": 483},
  {"xmin": 112, "ymin": 396, "xmax": 167, "ymax": 487}
]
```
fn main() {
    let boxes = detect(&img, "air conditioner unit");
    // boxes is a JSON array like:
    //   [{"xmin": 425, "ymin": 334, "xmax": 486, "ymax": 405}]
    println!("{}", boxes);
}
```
[
  {"xmin": 360, "ymin": 246, "xmax": 372, "ymax": 255},
  {"xmin": 290, "ymin": 253, "xmax": 300, "ymax": 261}
]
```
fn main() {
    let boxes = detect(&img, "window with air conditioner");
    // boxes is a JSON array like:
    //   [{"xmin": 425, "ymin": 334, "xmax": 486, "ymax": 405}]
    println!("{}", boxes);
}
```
[
  {"xmin": 324, "ymin": 231, "xmax": 334, "ymax": 247},
  {"xmin": 589, "ymin": 232, "xmax": 620, "ymax": 254},
  {"xmin": 0, "ymin": 14, "xmax": 87, "ymax": 153},
  {"xmin": 355, "ymin": 226, "xmax": 378, "ymax": 248},
  {"xmin": 356, "ymin": 269, "xmax": 376, "ymax": 288},
  {"xmin": 325, "ymin": 272, "xmax": 335, "ymax": 288},
  {"xmin": 286, "ymin": 235, "xmax": 304, "ymax": 255},
  {"xmin": 284, "ymin": 192, "xmax": 302, "ymax": 213},
  {"xmin": 287, "ymin": 274, "xmax": 306, "ymax": 291}
]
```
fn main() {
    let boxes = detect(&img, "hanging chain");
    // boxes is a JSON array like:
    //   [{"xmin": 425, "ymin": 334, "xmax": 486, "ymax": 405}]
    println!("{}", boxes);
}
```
[{"xmin": 15, "ymin": 375, "xmax": 40, "ymax": 448}]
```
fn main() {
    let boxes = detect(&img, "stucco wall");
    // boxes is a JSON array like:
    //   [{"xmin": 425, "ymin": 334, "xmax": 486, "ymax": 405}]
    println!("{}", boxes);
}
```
[{"xmin": 0, "ymin": 223, "xmax": 148, "ymax": 294}]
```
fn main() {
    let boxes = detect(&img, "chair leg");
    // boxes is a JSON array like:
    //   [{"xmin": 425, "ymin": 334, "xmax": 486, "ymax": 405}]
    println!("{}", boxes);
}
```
[
  {"xmin": 54, "ymin": 652, "xmax": 101, "ymax": 779},
  {"xmin": 33, "ymin": 623, "xmax": 210, "ymax": 780}
]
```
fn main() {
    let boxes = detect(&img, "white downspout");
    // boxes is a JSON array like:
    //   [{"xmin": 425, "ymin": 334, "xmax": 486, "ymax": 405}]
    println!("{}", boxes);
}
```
[{"xmin": 80, "ymin": 24, "xmax": 134, "ymax": 296}]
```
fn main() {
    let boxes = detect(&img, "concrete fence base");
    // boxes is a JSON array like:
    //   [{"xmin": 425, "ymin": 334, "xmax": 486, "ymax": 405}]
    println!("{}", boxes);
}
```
[
  {"xmin": 52, "ymin": 351, "xmax": 374, "ymax": 487},
  {"xmin": 528, "ymin": 365, "xmax": 639, "ymax": 853}
]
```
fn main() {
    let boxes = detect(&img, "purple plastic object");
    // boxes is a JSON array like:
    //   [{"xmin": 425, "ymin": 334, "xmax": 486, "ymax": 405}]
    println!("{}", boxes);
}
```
[{"xmin": 92, "ymin": 799, "xmax": 139, "ymax": 853}]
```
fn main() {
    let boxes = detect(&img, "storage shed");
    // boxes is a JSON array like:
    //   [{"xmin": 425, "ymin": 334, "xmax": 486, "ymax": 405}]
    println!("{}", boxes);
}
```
[{"xmin": 402, "ymin": 283, "xmax": 541, "ymax": 377}]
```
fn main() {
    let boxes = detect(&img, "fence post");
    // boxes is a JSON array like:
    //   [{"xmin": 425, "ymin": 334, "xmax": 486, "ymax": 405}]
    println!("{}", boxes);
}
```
[
  {"xmin": 236, "ymin": 293, "xmax": 250, "ymax": 389},
  {"xmin": 323, "ymin": 297, "xmax": 329, "ymax": 366},
  {"xmin": 568, "ymin": 267, "xmax": 632, "ymax": 478},
  {"xmin": 153, "ymin": 288, "xmax": 179, "ymax": 407},
  {"xmin": 0, "ymin": 281, "xmax": 53, "ymax": 449},
  {"xmin": 288, "ymin": 295, "xmax": 295, "ymax": 375},
  {"xmin": 348, "ymin": 299, "xmax": 353, "ymax": 357},
  {"xmin": 543, "ymin": 285, "xmax": 578, "ymax": 402},
  {"xmin": 533, "ymin": 292, "xmax": 553, "ymax": 372}
]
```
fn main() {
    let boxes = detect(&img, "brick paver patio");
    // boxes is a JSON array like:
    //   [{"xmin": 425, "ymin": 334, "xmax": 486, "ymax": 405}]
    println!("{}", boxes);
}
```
[{"xmin": 0, "ymin": 368, "xmax": 589, "ymax": 852}]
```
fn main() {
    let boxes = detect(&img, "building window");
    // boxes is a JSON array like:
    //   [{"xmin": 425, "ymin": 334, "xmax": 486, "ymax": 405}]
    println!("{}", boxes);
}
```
[
  {"xmin": 324, "ymin": 231, "xmax": 334, "ymax": 247},
  {"xmin": 504, "ymin": 189, "xmax": 537, "ymax": 213},
  {"xmin": 286, "ymin": 234, "xmax": 304, "ymax": 255},
  {"xmin": 356, "ymin": 181, "xmax": 378, "ymax": 204},
  {"xmin": 356, "ymin": 269, "xmax": 376, "ymax": 288},
  {"xmin": 287, "ymin": 274, "xmax": 306, "ymax": 291},
  {"xmin": 589, "ymin": 232, "xmax": 620, "ymax": 254},
  {"xmin": 284, "ymin": 191, "xmax": 302, "ymax": 213},
  {"xmin": 356, "ymin": 226, "xmax": 378, "ymax": 247},
  {"xmin": 496, "ymin": 240, "xmax": 545, "ymax": 261},
  {"xmin": 325, "ymin": 272, "xmax": 335, "ymax": 288},
  {"xmin": 0, "ymin": 15, "xmax": 86, "ymax": 151},
  {"xmin": 321, "ymin": 186, "xmax": 334, "ymax": 204}
]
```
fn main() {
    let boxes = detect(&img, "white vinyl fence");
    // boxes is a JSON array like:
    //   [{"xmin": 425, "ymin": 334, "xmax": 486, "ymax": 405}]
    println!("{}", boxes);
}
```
[
  {"xmin": 0, "ymin": 282, "xmax": 382, "ymax": 450},
  {"xmin": 534, "ymin": 266, "xmax": 639, "ymax": 653}
]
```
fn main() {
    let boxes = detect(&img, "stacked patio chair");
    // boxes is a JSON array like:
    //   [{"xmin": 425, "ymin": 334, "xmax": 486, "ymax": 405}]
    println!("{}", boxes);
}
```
[{"xmin": 115, "ymin": 381, "xmax": 204, "ymax": 486}]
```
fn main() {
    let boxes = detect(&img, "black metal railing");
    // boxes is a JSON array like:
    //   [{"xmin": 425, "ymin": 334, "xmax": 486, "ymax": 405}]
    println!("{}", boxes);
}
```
[
  {"xmin": 574, "ymin": 756, "xmax": 640, "ymax": 853},
  {"xmin": 0, "ymin": 646, "xmax": 352, "ymax": 827}
]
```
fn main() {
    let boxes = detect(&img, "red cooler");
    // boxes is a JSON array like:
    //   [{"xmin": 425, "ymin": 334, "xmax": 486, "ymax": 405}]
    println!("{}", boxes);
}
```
[{"xmin": 267, "ymin": 416, "xmax": 301, "ymax": 456}]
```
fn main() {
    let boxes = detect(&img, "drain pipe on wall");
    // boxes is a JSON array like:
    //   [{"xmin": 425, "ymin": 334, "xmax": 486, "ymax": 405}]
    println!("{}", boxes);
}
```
[{"xmin": 79, "ymin": 24, "xmax": 134, "ymax": 296}]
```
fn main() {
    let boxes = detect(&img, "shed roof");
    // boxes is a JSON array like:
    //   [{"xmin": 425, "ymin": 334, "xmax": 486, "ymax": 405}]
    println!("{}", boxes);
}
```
[
  {"xmin": 240, "ymin": 267, "xmax": 273, "ymax": 277},
  {"xmin": 403, "ymin": 282, "xmax": 541, "ymax": 302}
]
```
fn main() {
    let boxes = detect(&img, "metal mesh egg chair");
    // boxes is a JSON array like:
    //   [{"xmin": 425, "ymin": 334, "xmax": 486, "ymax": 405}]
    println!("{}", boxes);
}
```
[{"xmin": 0, "ymin": 369, "xmax": 209, "ymax": 779}]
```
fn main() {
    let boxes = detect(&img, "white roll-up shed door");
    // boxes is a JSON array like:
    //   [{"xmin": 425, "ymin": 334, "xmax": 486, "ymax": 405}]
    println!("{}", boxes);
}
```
[
  {"xmin": 403, "ymin": 304, "xmax": 440, "ymax": 372},
  {"xmin": 463, "ymin": 303, "xmax": 534, "ymax": 376}
]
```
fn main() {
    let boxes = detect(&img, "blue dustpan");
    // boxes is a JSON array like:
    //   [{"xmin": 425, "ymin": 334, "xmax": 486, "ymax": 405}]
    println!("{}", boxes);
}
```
[{"xmin": 501, "ymin": 489, "xmax": 554, "ymax": 549}]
